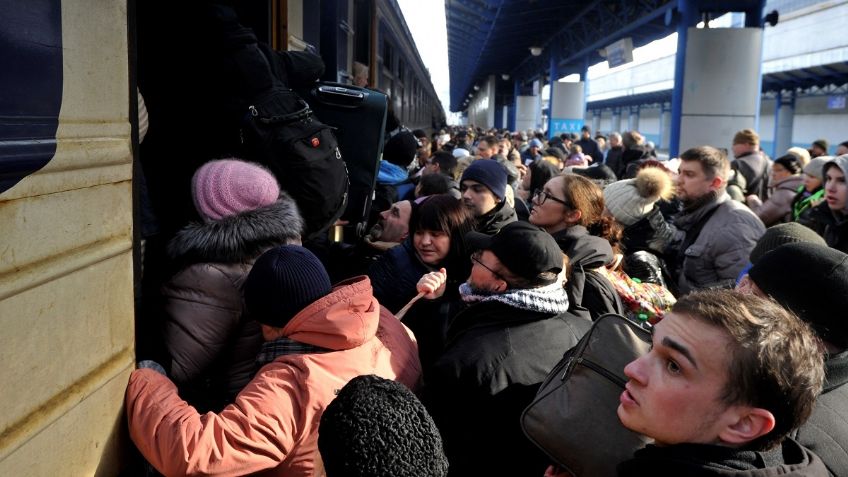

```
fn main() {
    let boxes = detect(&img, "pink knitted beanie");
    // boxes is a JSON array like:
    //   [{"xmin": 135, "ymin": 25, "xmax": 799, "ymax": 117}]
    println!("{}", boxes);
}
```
[{"xmin": 192, "ymin": 159, "xmax": 280, "ymax": 221}]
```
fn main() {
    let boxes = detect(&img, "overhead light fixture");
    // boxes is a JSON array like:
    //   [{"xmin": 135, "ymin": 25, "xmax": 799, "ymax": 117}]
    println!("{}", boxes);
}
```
[
  {"xmin": 501, "ymin": 74, "xmax": 510, "ymax": 80},
  {"xmin": 473, "ymin": 85, "xmax": 480, "ymax": 91},
  {"xmin": 529, "ymin": 46, "xmax": 543, "ymax": 57}
]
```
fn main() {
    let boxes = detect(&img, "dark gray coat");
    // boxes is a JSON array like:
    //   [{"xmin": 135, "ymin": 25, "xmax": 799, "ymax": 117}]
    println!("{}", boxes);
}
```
[
  {"xmin": 671, "ymin": 192, "xmax": 765, "ymax": 295},
  {"xmin": 162, "ymin": 197, "xmax": 303, "ymax": 412}
]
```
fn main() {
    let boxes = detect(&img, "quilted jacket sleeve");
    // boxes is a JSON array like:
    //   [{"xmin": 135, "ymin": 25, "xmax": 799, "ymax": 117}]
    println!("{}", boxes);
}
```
[
  {"xmin": 161, "ymin": 264, "xmax": 243, "ymax": 384},
  {"xmin": 126, "ymin": 368, "xmax": 298, "ymax": 477}
]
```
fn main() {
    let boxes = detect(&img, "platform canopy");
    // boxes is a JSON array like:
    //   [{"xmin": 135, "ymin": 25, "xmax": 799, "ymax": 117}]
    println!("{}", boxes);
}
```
[{"xmin": 445, "ymin": 0, "xmax": 771, "ymax": 112}]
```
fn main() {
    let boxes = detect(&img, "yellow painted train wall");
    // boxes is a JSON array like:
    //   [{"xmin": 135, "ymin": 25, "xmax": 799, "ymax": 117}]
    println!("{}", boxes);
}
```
[{"xmin": 0, "ymin": 1, "xmax": 134, "ymax": 475}]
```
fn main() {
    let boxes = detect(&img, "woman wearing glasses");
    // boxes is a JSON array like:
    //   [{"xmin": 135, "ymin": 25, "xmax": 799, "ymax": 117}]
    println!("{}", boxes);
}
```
[
  {"xmin": 528, "ymin": 174, "xmax": 625, "ymax": 320},
  {"xmin": 368, "ymin": 194, "xmax": 474, "ymax": 369}
]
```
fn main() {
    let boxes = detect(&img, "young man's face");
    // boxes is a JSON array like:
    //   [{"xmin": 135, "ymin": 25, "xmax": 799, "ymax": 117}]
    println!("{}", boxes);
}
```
[
  {"xmin": 803, "ymin": 173, "xmax": 822, "ymax": 193},
  {"xmin": 618, "ymin": 312, "xmax": 740, "ymax": 446},
  {"xmin": 461, "ymin": 179, "xmax": 499, "ymax": 217},
  {"xmin": 676, "ymin": 160, "xmax": 719, "ymax": 204},
  {"xmin": 825, "ymin": 165, "xmax": 848, "ymax": 212}
]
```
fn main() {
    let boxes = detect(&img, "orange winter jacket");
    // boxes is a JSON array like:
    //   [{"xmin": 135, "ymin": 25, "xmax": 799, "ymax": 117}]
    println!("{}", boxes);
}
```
[{"xmin": 126, "ymin": 276, "xmax": 421, "ymax": 477}]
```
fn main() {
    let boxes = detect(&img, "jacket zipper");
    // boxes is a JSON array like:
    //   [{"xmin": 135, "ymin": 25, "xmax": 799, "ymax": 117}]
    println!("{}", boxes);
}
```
[{"xmin": 575, "ymin": 357, "xmax": 627, "ymax": 388}]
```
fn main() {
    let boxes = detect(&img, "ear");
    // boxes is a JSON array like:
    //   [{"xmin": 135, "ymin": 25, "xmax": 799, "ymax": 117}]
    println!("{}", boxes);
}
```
[
  {"xmin": 564, "ymin": 208, "xmax": 582, "ymax": 225},
  {"xmin": 718, "ymin": 407, "xmax": 775, "ymax": 446},
  {"xmin": 709, "ymin": 174, "xmax": 725, "ymax": 191}
]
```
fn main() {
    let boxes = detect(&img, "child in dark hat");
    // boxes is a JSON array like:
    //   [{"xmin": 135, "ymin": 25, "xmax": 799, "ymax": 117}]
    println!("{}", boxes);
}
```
[
  {"xmin": 318, "ymin": 375, "xmax": 448, "ymax": 477},
  {"xmin": 126, "ymin": 245, "xmax": 422, "ymax": 477}
]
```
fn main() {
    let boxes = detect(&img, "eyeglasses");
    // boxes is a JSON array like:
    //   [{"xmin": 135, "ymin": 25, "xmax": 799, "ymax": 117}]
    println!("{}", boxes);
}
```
[
  {"xmin": 471, "ymin": 251, "xmax": 504, "ymax": 280},
  {"xmin": 532, "ymin": 189, "xmax": 570, "ymax": 208}
]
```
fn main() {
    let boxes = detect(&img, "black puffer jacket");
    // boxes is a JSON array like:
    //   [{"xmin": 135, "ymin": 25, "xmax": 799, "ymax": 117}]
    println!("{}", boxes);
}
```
[
  {"xmin": 618, "ymin": 439, "xmax": 829, "ymax": 476},
  {"xmin": 367, "ymin": 240, "xmax": 429, "ymax": 314},
  {"xmin": 553, "ymin": 226, "xmax": 625, "ymax": 320},
  {"xmin": 161, "ymin": 197, "xmax": 303, "ymax": 412},
  {"xmin": 794, "ymin": 350, "xmax": 848, "ymax": 476},
  {"xmin": 424, "ymin": 301, "xmax": 591, "ymax": 477},
  {"xmin": 808, "ymin": 200, "xmax": 848, "ymax": 254},
  {"xmin": 476, "ymin": 200, "xmax": 517, "ymax": 235}
]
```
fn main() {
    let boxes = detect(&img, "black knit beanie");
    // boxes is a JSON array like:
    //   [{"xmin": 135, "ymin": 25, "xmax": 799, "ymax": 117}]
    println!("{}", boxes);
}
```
[
  {"xmin": 244, "ymin": 245, "xmax": 332, "ymax": 328},
  {"xmin": 748, "ymin": 242, "xmax": 848, "ymax": 348},
  {"xmin": 383, "ymin": 131, "xmax": 420, "ymax": 168},
  {"xmin": 773, "ymin": 154, "xmax": 802, "ymax": 175},
  {"xmin": 749, "ymin": 222, "xmax": 827, "ymax": 264},
  {"xmin": 318, "ymin": 375, "xmax": 449, "ymax": 477}
]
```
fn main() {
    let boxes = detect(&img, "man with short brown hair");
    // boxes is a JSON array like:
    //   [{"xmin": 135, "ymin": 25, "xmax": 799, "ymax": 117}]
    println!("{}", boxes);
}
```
[
  {"xmin": 618, "ymin": 289, "xmax": 828, "ymax": 475},
  {"xmin": 732, "ymin": 128, "xmax": 771, "ymax": 200},
  {"xmin": 667, "ymin": 146, "xmax": 764, "ymax": 294}
]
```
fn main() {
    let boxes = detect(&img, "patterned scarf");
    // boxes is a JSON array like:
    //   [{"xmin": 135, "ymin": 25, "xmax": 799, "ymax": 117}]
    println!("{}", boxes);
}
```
[
  {"xmin": 458, "ymin": 280, "xmax": 570, "ymax": 314},
  {"xmin": 255, "ymin": 336, "xmax": 330, "ymax": 370}
]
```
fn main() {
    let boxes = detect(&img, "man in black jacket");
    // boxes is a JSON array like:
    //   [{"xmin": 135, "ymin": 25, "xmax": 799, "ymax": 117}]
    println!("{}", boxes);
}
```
[
  {"xmin": 418, "ymin": 222, "xmax": 591, "ymax": 477},
  {"xmin": 576, "ymin": 125, "xmax": 603, "ymax": 164},
  {"xmin": 741, "ymin": 242, "xmax": 848, "ymax": 476},
  {"xmin": 616, "ymin": 290, "xmax": 827, "ymax": 476}
]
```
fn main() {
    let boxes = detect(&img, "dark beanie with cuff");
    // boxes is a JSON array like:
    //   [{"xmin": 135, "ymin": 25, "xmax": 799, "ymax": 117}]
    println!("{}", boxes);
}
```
[
  {"xmin": 460, "ymin": 159, "xmax": 508, "ymax": 201},
  {"xmin": 748, "ymin": 242, "xmax": 848, "ymax": 348},
  {"xmin": 749, "ymin": 222, "xmax": 827, "ymax": 265},
  {"xmin": 383, "ymin": 131, "xmax": 420, "ymax": 168},
  {"xmin": 244, "ymin": 245, "xmax": 332, "ymax": 328}
]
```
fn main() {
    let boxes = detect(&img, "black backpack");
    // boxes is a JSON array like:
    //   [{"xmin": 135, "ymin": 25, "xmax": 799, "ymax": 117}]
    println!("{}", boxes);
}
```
[{"xmin": 229, "ymin": 37, "xmax": 348, "ymax": 239}]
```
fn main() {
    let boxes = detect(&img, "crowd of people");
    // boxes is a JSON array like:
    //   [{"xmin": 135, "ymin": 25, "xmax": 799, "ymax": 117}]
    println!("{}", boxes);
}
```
[{"xmin": 126, "ymin": 120, "xmax": 848, "ymax": 476}]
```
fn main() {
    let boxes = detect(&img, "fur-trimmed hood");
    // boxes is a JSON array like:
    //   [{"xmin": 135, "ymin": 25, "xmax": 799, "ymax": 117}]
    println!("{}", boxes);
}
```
[{"xmin": 168, "ymin": 195, "xmax": 304, "ymax": 266}]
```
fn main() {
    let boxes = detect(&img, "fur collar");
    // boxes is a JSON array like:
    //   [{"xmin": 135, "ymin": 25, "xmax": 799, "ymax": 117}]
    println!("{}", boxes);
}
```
[{"xmin": 168, "ymin": 197, "xmax": 303, "ymax": 265}]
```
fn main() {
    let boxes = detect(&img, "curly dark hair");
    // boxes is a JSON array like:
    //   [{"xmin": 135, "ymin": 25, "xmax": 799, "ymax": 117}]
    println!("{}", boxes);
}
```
[{"xmin": 318, "ymin": 375, "xmax": 449, "ymax": 477}]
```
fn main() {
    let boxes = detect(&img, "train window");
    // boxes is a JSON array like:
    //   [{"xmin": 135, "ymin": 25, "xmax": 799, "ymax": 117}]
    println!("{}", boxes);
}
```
[
  {"xmin": 382, "ymin": 41, "xmax": 393, "ymax": 73},
  {"xmin": 398, "ymin": 60, "xmax": 405, "ymax": 83}
]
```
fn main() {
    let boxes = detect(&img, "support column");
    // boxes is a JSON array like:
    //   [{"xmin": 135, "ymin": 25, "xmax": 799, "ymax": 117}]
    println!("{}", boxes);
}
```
[
  {"xmin": 611, "ymin": 107, "xmax": 622, "ymax": 134},
  {"xmin": 628, "ymin": 106, "xmax": 640, "ymax": 132},
  {"xmin": 547, "ymin": 54, "xmax": 559, "ymax": 139},
  {"xmin": 533, "ymin": 78, "xmax": 543, "ymax": 131},
  {"xmin": 592, "ymin": 112, "xmax": 601, "ymax": 135},
  {"xmin": 549, "ymin": 67, "xmax": 585, "ymax": 139},
  {"xmin": 659, "ymin": 104, "xmax": 671, "ymax": 151},
  {"xmin": 773, "ymin": 90, "xmax": 795, "ymax": 157},
  {"xmin": 670, "ymin": 0, "xmax": 765, "ymax": 156},
  {"xmin": 508, "ymin": 80, "xmax": 519, "ymax": 131}
]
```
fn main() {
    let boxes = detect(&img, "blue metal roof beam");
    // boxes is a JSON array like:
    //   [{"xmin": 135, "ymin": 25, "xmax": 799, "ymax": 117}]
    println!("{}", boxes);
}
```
[
  {"xmin": 450, "ymin": 0, "xmax": 505, "ymax": 110},
  {"xmin": 511, "ymin": 0, "xmax": 675, "ymax": 82}
]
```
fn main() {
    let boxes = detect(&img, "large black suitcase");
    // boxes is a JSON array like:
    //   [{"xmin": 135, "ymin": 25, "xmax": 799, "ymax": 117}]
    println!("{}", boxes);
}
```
[{"xmin": 297, "ymin": 82, "xmax": 387, "ymax": 240}]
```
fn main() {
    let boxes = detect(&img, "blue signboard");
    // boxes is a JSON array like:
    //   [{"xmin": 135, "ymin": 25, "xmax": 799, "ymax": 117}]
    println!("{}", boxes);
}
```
[{"xmin": 549, "ymin": 118, "xmax": 585, "ymax": 138}]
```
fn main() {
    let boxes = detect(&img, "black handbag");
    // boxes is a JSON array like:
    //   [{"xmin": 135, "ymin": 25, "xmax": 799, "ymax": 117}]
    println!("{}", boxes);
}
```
[{"xmin": 521, "ymin": 313, "xmax": 653, "ymax": 477}]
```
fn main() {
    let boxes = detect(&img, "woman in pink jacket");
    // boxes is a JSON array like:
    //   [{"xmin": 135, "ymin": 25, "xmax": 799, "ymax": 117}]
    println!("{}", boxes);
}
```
[{"xmin": 126, "ymin": 245, "xmax": 422, "ymax": 477}]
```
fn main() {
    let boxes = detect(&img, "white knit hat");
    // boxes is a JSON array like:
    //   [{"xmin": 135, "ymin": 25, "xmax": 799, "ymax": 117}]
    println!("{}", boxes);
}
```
[{"xmin": 603, "ymin": 167, "xmax": 672, "ymax": 226}]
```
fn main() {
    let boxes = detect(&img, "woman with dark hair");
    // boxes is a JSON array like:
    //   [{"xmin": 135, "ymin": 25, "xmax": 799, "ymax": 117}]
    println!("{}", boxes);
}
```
[
  {"xmin": 529, "ymin": 173, "xmax": 624, "ymax": 319},
  {"xmin": 368, "ymin": 194, "xmax": 474, "ymax": 369},
  {"xmin": 368, "ymin": 194, "xmax": 473, "ymax": 312}
]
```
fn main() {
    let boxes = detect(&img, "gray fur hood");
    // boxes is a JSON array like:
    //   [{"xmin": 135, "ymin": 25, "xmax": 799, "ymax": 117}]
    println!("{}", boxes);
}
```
[{"xmin": 167, "ymin": 194, "xmax": 303, "ymax": 265}]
